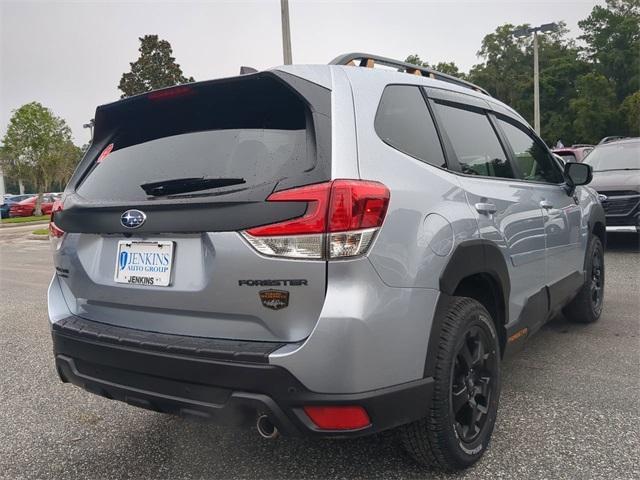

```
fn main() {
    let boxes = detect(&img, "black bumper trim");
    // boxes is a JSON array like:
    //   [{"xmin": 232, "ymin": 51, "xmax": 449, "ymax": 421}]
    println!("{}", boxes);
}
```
[
  {"xmin": 52, "ymin": 318, "xmax": 433, "ymax": 438},
  {"xmin": 53, "ymin": 316, "xmax": 285, "ymax": 363}
]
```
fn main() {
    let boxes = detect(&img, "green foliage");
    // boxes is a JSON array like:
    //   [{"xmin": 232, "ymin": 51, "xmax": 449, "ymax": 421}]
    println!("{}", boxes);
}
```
[
  {"xmin": 405, "ymin": 54, "xmax": 427, "ymax": 67},
  {"xmin": 570, "ymin": 73, "xmax": 618, "ymax": 144},
  {"xmin": 579, "ymin": 0, "xmax": 640, "ymax": 101},
  {"xmin": 0, "ymin": 215, "xmax": 49, "ymax": 224},
  {"xmin": 0, "ymin": 102, "xmax": 81, "ymax": 215},
  {"xmin": 405, "ymin": 1, "xmax": 639, "ymax": 145},
  {"xmin": 118, "ymin": 35, "xmax": 195, "ymax": 98},
  {"xmin": 404, "ymin": 55, "xmax": 466, "ymax": 79},
  {"xmin": 619, "ymin": 91, "xmax": 640, "ymax": 136},
  {"xmin": 433, "ymin": 62, "xmax": 466, "ymax": 79}
]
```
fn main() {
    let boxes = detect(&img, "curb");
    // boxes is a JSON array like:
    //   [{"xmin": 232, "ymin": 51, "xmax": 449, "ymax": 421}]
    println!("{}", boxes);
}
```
[
  {"xmin": 27, "ymin": 234, "xmax": 49, "ymax": 241},
  {"xmin": 0, "ymin": 220, "xmax": 49, "ymax": 228}
]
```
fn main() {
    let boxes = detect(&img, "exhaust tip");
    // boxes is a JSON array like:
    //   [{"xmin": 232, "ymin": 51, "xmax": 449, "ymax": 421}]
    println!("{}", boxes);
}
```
[{"xmin": 256, "ymin": 414, "xmax": 279, "ymax": 439}]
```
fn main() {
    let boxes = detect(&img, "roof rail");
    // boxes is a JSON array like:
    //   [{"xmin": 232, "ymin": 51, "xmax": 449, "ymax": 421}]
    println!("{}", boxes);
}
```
[
  {"xmin": 598, "ymin": 136, "xmax": 626, "ymax": 145},
  {"xmin": 329, "ymin": 52, "xmax": 490, "ymax": 96}
]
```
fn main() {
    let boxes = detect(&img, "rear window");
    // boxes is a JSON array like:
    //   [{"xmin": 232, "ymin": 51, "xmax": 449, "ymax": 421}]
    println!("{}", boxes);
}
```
[
  {"xmin": 375, "ymin": 85, "xmax": 446, "ymax": 168},
  {"xmin": 77, "ymin": 76, "xmax": 316, "ymax": 202},
  {"xmin": 557, "ymin": 152, "xmax": 577, "ymax": 163},
  {"xmin": 584, "ymin": 142, "xmax": 640, "ymax": 171}
]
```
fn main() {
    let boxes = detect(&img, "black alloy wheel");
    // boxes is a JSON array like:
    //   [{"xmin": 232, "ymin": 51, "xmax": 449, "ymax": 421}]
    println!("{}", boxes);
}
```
[{"xmin": 450, "ymin": 325, "xmax": 498, "ymax": 444}]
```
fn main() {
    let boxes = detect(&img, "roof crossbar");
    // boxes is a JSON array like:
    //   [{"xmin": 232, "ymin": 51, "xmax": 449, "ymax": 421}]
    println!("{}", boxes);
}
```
[{"xmin": 329, "ymin": 52, "xmax": 490, "ymax": 96}]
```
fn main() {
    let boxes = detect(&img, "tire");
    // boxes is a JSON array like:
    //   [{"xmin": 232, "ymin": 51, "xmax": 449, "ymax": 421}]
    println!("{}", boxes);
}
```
[
  {"xmin": 564, "ymin": 235, "xmax": 604, "ymax": 324},
  {"xmin": 401, "ymin": 297, "xmax": 501, "ymax": 471}
]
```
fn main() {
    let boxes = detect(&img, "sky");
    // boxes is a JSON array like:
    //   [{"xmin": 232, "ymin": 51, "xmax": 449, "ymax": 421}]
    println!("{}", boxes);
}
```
[{"xmin": 1, "ymin": 0, "xmax": 601, "ymax": 144}]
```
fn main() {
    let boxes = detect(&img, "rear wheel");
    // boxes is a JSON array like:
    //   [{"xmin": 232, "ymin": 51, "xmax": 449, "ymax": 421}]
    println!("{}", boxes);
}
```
[
  {"xmin": 402, "ymin": 297, "xmax": 501, "ymax": 471},
  {"xmin": 564, "ymin": 236, "xmax": 604, "ymax": 324}
]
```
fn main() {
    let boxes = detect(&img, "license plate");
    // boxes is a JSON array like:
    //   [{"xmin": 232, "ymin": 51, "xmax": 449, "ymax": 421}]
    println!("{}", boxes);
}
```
[{"xmin": 114, "ymin": 240, "xmax": 174, "ymax": 287}]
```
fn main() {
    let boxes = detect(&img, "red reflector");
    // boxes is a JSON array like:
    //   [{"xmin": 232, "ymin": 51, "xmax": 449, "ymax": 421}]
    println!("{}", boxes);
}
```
[
  {"xmin": 303, "ymin": 405, "xmax": 371, "ymax": 430},
  {"xmin": 246, "ymin": 180, "xmax": 390, "ymax": 237},
  {"xmin": 147, "ymin": 85, "xmax": 194, "ymax": 101}
]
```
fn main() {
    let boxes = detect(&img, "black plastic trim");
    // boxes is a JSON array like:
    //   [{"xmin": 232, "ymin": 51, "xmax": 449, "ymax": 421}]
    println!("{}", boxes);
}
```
[
  {"xmin": 52, "ymin": 317, "xmax": 433, "ymax": 438},
  {"xmin": 424, "ymin": 241, "xmax": 511, "ymax": 377},
  {"xmin": 52, "ymin": 316, "xmax": 285, "ymax": 363}
]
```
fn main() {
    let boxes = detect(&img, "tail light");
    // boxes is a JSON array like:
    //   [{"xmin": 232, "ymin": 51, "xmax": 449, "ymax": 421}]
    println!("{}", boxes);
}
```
[
  {"xmin": 241, "ymin": 180, "xmax": 389, "ymax": 260},
  {"xmin": 49, "ymin": 200, "xmax": 65, "ymax": 249}
]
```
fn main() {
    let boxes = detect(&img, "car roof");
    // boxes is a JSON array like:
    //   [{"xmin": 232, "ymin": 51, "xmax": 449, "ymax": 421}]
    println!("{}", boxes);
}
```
[
  {"xmin": 275, "ymin": 64, "xmax": 528, "ymax": 125},
  {"xmin": 594, "ymin": 137, "xmax": 640, "ymax": 148}
]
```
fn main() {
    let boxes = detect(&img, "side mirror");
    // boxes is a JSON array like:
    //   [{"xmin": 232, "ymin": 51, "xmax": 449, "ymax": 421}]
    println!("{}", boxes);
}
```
[{"xmin": 564, "ymin": 162, "xmax": 592, "ymax": 187}]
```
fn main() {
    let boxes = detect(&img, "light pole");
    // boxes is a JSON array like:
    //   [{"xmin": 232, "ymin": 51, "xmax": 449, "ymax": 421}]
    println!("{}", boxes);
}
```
[
  {"xmin": 83, "ymin": 119, "xmax": 95, "ymax": 140},
  {"xmin": 280, "ymin": 0, "xmax": 292, "ymax": 65},
  {"xmin": 513, "ymin": 23, "xmax": 559, "ymax": 135}
]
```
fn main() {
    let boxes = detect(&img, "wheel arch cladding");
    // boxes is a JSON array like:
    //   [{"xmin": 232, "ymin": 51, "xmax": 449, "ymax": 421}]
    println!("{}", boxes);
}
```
[
  {"xmin": 425, "ymin": 240, "xmax": 510, "ymax": 377},
  {"xmin": 589, "ymin": 202, "xmax": 606, "ymax": 249}
]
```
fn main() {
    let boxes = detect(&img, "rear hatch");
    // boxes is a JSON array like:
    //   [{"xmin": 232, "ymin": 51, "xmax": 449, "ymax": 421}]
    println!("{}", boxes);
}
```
[{"xmin": 54, "ymin": 72, "xmax": 331, "ymax": 342}]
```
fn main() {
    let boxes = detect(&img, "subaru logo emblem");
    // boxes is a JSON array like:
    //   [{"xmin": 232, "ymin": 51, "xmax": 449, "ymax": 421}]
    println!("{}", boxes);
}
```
[{"xmin": 120, "ymin": 209, "xmax": 146, "ymax": 229}]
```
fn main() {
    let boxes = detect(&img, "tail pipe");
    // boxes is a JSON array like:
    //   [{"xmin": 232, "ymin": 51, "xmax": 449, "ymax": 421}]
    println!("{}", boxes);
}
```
[{"xmin": 256, "ymin": 414, "xmax": 279, "ymax": 439}]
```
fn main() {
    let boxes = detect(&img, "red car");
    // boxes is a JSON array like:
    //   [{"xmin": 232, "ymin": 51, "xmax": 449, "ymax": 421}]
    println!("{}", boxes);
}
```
[
  {"xmin": 9, "ymin": 194, "xmax": 59, "ymax": 217},
  {"xmin": 552, "ymin": 144, "xmax": 594, "ymax": 163}
]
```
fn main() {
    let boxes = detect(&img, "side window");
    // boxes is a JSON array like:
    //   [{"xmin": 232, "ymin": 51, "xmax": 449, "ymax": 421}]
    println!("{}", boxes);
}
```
[
  {"xmin": 498, "ymin": 119, "xmax": 564, "ymax": 183},
  {"xmin": 375, "ymin": 85, "xmax": 446, "ymax": 168},
  {"xmin": 433, "ymin": 102, "xmax": 514, "ymax": 179}
]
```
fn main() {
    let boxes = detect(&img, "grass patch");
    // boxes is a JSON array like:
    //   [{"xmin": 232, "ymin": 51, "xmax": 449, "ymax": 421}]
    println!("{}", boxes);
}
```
[
  {"xmin": 1, "ymin": 215, "xmax": 49, "ymax": 224},
  {"xmin": 32, "ymin": 228, "xmax": 49, "ymax": 235}
]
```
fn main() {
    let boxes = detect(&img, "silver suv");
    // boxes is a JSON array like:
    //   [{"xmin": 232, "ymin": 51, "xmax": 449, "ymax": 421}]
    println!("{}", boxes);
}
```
[{"xmin": 48, "ymin": 53, "xmax": 606, "ymax": 471}]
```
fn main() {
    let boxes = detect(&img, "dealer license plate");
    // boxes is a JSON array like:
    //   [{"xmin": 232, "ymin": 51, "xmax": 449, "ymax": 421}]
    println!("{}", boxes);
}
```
[{"xmin": 114, "ymin": 240, "xmax": 174, "ymax": 287}]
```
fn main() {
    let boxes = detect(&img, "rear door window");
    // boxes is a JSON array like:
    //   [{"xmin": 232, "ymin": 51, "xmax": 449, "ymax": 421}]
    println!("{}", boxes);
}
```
[
  {"xmin": 375, "ymin": 85, "xmax": 446, "ymax": 168},
  {"xmin": 434, "ymin": 102, "xmax": 514, "ymax": 179}
]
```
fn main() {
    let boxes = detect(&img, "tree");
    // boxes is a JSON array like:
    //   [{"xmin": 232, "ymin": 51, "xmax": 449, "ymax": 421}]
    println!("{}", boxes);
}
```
[
  {"xmin": 467, "ymin": 24, "xmax": 531, "ymax": 108},
  {"xmin": 619, "ymin": 91, "xmax": 640, "ymax": 136},
  {"xmin": 405, "ymin": 55, "xmax": 465, "ymax": 78},
  {"xmin": 0, "ymin": 102, "xmax": 80, "ymax": 215},
  {"xmin": 405, "ymin": 54, "xmax": 428, "ymax": 67},
  {"xmin": 579, "ymin": 0, "xmax": 640, "ymax": 102},
  {"xmin": 118, "ymin": 35, "xmax": 195, "ymax": 98},
  {"xmin": 569, "ymin": 73, "xmax": 618, "ymax": 144}
]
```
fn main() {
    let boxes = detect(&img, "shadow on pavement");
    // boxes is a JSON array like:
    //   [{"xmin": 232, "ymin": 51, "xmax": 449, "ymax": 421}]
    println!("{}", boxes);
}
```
[{"xmin": 605, "ymin": 232, "xmax": 639, "ymax": 253}]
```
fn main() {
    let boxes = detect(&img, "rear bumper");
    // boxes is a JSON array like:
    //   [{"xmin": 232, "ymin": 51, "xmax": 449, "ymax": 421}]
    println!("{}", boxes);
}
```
[{"xmin": 52, "ymin": 316, "xmax": 433, "ymax": 438}]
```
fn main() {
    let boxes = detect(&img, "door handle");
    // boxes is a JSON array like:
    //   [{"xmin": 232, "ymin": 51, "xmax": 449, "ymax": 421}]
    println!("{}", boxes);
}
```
[
  {"xmin": 539, "ymin": 200, "xmax": 554, "ymax": 210},
  {"xmin": 475, "ymin": 202, "xmax": 497, "ymax": 215}
]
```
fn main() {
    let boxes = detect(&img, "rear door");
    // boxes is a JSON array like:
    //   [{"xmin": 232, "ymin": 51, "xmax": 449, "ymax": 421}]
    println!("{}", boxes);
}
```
[
  {"xmin": 427, "ymin": 92, "xmax": 548, "ymax": 332},
  {"xmin": 53, "ymin": 72, "xmax": 332, "ymax": 342},
  {"xmin": 495, "ymin": 117, "xmax": 584, "ymax": 308}
]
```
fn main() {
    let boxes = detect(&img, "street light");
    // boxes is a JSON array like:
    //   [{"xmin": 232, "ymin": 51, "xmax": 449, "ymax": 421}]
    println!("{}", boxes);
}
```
[
  {"xmin": 280, "ymin": 0, "xmax": 292, "ymax": 65},
  {"xmin": 83, "ymin": 119, "xmax": 95, "ymax": 140},
  {"xmin": 513, "ymin": 22, "xmax": 559, "ymax": 135}
]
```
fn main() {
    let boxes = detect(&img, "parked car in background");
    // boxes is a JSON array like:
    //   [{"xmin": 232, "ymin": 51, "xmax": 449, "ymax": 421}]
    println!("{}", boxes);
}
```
[
  {"xmin": 598, "ymin": 136, "xmax": 627, "ymax": 145},
  {"xmin": 1, "ymin": 194, "xmax": 35, "ymax": 218},
  {"xmin": 9, "ymin": 194, "xmax": 59, "ymax": 217},
  {"xmin": 552, "ymin": 144, "xmax": 594, "ymax": 163},
  {"xmin": 584, "ymin": 138, "xmax": 640, "ymax": 233}
]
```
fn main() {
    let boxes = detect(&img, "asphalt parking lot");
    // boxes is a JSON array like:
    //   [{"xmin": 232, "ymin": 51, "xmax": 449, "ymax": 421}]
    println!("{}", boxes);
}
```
[{"xmin": 0, "ymin": 230, "xmax": 638, "ymax": 480}]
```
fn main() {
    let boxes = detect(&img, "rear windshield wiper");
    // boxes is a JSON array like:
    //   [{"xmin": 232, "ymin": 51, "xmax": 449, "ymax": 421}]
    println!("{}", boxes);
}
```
[{"xmin": 141, "ymin": 177, "xmax": 246, "ymax": 196}]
